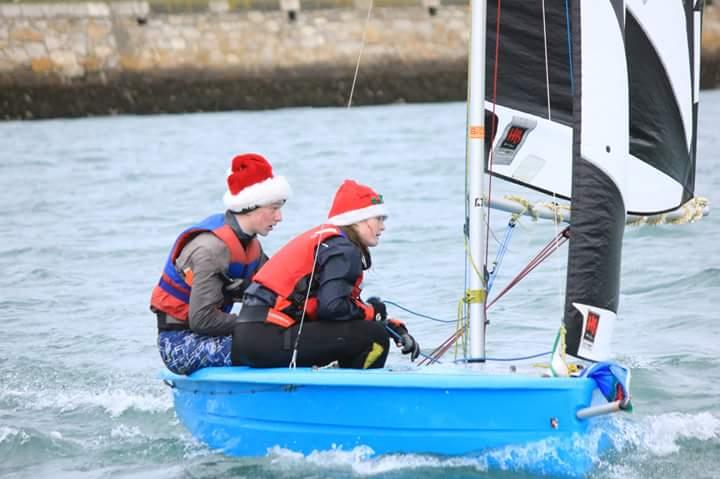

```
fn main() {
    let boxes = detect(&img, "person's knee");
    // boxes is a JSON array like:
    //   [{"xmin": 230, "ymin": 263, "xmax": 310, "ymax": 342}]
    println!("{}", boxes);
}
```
[
  {"xmin": 361, "ymin": 322, "xmax": 390, "ymax": 368},
  {"xmin": 367, "ymin": 321, "xmax": 390, "ymax": 348}
]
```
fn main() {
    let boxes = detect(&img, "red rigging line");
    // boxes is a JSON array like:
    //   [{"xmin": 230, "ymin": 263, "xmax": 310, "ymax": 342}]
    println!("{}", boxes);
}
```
[
  {"xmin": 485, "ymin": 0, "xmax": 503, "ymax": 273},
  {"xmin": 427, "ymin": 227, "xmax": 569, "ymax": 364},
  {"xmin": 487, "ymin": 227, "xmax": 569, "ymax": 310}
]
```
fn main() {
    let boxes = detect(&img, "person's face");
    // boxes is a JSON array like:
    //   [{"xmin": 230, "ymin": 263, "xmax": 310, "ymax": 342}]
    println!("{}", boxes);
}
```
[
  {"xmin": 355, "ymin": 216, "xmax": 386, "ymax": 247},
  {"xmin": 247, "ymin": 201, "xmax": 285, "ymax": 236}
]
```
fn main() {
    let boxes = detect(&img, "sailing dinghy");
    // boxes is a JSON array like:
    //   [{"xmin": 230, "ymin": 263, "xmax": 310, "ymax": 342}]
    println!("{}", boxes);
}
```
[{"xmin": 162, "ymin": 0, "xmax": 706, "ymax": 475}]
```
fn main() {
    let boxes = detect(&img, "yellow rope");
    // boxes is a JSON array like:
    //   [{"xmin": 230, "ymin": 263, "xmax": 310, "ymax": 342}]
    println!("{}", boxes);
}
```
[
  {"xmin": 667, "ymin": 196, "xmax": 709, "ymax": 224},
  {"xmin": 460, "ymin": 237, "xmax": 487, "ymax": 356},
  {"xmin": 502, "ymin": 194, "xmax": 708, "ymax": 227},
  {"xmin": 628, "ymin": 197, "xmax": 709, "ymax": 226},
  {"xmin": 454, "ymin": 289, "xmax": 485, "ymax": 359},
  {"xmin": 504, "ymin": 194, "xmax": 537, "ymax": 221},
  {"xmin": 535, "ymin": 325, "xmax": 582, "ymax": 375},
  {"xmin": 455, "ymin": 297, "xmax": 467, "ymax": 359},
  {"xmin": 626, "ymin": 215, "xmax": 647, "ymax": 227},
  {"xmin": 646, "ymin": 212, "xmax": 667, "ymax": 225},
  {"xmin": 463, "ymin": 236, "xmax": 484, "ymax": 280},
  {"xmin": 535, "ymin": 201, "xmax": 570, "ymax": 224}
]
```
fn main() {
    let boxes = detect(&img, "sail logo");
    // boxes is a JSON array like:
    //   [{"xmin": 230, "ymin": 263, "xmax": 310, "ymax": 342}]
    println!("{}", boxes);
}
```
[
  {"xmin": 573, "ymin": 303, "xmax": 616, "ymax": 361},
  {"xmin": 504, "ymin": 127, "xmax": 526, "ymax": 146},
  {"xmin": 493, "ymin": 117, "xmax": 537, "ymax": 166},
  {"xmin": 583, "ymin": 310, "xmax": 600, "ymax": 344}
]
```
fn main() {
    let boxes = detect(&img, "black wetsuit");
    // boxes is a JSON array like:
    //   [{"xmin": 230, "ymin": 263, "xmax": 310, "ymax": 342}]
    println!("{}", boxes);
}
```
[{"xmin": 231, "ymin": 235, "xmax": 389, "ymax": 369}]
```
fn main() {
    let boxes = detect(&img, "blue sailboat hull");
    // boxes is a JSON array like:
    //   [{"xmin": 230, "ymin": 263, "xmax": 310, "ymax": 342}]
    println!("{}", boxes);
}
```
[{"xmin": 163, "ymin": 366, "xmax": 602, "ymax": 475}]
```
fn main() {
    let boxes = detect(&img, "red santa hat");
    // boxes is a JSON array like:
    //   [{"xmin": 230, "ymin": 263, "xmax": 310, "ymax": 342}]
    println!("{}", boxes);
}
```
[
  {"xmin": 223, "ymin": 153, "xmax": 291, "ymax": 212},
  {"xmin": 327, "ymin": 179, "xmax": 389, "ymax": 226}
]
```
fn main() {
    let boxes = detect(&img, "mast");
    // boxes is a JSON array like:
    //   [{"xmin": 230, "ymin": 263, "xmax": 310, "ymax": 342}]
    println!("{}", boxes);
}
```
[{"xmin": 466, "ymin": 0, "xmax": 488, "ymax": 359}]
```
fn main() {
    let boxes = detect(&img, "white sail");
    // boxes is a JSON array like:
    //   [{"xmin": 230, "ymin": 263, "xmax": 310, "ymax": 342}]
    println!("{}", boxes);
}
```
[
  {"xmin": 624, "ymin": 0, "xmax": 701, "ymax": 214},
  {"xmin": 484, "ymin": 0, "xmax": 702, "ymax": 216}
]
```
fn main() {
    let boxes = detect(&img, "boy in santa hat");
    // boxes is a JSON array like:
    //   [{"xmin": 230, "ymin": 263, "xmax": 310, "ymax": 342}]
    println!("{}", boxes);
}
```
[
  {"xmin": 231, "ymin": 179, "xmax": 420, "ymax": 369},
  {"xmin": 151, "ymin": 153, "xmax": 291, "ymax": 375}
]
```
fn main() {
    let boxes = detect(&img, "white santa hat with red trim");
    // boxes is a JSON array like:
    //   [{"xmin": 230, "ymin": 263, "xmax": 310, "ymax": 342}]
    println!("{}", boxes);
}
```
[
  {"xmin": 223, "ymin": 153, "xmax": 291, "ymax": 212},
  {"xmin": 327, "ymin": 179, "xmax": 389, "ymax": 226}
]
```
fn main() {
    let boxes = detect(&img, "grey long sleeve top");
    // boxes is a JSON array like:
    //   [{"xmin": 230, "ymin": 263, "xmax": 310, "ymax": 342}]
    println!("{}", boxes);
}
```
[{"xmin": 174, "ymin": 213, "xmax": 266, "ymax": 336}]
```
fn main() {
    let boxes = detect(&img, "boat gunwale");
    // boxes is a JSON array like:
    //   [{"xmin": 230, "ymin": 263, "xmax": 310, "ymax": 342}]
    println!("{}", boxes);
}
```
[{"xmin": 161, "ymin": 366, "xmax": 596, "ymax": 391}]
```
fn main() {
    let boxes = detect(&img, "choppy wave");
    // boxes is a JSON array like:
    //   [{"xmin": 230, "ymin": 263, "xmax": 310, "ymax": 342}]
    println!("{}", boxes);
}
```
[
  {"xmin": 0, "ymin": 426, "xmax": 29, "ymax": 445},
  {"xmin": 1, "ymin": 386, "xmax": 171, "ymax": 418},
  {"xmin": 605, "ymin": 411, "xmax": 720, "ymax": 456},
  {"xmin": 245, "ymin": 411, "xmax": 720, "ymax": 478},
  {"xmin": 623, "ymin": 267, "xmax": 720, "ymax": 295}
]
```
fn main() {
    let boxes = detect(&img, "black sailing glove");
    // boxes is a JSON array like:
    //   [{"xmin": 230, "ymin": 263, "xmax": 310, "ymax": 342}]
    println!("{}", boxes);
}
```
[
  {"xmin": 386, "ymin": 319, "xmax": 421, "ymax": 362},
  {"xmin": 221, "ymin": 276, "xmax": 247, "ymax": 303},
  {"xmin": 366, "ymin": 296, "xmax": 387, "ymax": 321}
]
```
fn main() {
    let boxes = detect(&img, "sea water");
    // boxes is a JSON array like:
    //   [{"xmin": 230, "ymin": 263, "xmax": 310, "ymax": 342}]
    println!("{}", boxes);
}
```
[{"xmin": 1, "ymin": 91, "xmax": 719, "ymax": 478}]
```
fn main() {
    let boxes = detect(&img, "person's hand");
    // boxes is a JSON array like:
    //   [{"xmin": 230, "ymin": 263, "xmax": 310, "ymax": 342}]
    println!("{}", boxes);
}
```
[
  {"xmin": 386, "ymin": 318, "xmax": 421, "ymax": 361},
  {"xmin": 366, "ymin": 296, "xmax": 387, "ymax": 321},
  {"xmin": 222, "ymin": 278, "xmax": 246, "ymax": 303},
  {"xmin": 399, "ymin": 332, "xmax": 420, "ymax": 361}
]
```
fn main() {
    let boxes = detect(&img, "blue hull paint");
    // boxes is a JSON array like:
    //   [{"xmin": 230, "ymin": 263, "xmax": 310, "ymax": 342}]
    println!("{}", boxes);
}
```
[{"xmin": 163, "ymin": 367, "xmax": 600, "ymax": 476}]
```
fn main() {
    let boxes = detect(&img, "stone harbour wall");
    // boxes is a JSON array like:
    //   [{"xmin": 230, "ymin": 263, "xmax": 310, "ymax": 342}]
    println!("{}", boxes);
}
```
[
  {"xmin": 703, "ymin": 4, "xmax": 720, "ymax": 90},
  {"xmin": 0, "ymin": 1, "xmax": 470, "ymax": 119},
  {"xmin": 0, "ymin": 1, "xmax": 719, "ymax": 120}
]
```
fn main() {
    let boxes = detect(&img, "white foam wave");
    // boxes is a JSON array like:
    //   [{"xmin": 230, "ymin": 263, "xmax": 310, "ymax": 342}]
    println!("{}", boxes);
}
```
[
  {"xmin": 2, "ymin": 387, "xmax": 172, "ymax": 417},
  {"xmin": 263, "ymin": 414, "xmax": 719, "ymax": 478},
  {"xmin": 266, "ymin": 433, "xmax": 608, "ymax": 478},
  {"xmin": 0, "ymin": 426, "xmax": 30, "ymax": 445},
  {"xmin": 268, "ymin": 445, "xmax": 490, "ymax": 475},
  {"xmin": 110, "ymin": 424, "xmax": 143, "ymax": 439},
  {"xmin": 608, "ymin": 411, "xmax": 720, "ymax": 456}
]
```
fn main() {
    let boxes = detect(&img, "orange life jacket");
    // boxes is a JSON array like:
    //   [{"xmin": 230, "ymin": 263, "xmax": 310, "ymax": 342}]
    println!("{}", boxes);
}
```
[
  {"xmin": 252, "ymin": 224, "xmax": 374, "ymax": 328},
  {"xmin": 150, "ymin": 213, "xmax": 261, "ymax": 321}
]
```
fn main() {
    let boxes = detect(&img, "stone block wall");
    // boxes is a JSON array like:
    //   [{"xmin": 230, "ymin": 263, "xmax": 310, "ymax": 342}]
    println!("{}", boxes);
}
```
[
  {"xmin": 703, "ymin": 4, "xmax": 720, "ymax": 88},
  {"xmin": 0, "ymin": 1, "xmax": 468, "ymax": 82},
  {"xmin": 0, "ymin": 1, "xmax": 472, "ymax": 118},
  {"xmin": 0, "ymin": 1, "xmax": 719, "ymax": 120}
]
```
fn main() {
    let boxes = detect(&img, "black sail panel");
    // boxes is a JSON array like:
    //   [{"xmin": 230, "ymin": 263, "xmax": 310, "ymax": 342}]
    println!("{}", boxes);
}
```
[
  {"xmin": 627, "ymin": 12, "xmax": 694, "ymax": 206},
  {"xmin": 482, "ymin": 0, "xmax": 576, "ymax": 199},
  {"xmin": 563, "ymin": 160, "xmax": 626, "ymax": 358},
  {"xmin": 485, "ymin": 1, "xmax": 573, "ymax": 125},
  {"xmin": 562, "ymin": 0, "xmax": 627, "ymax": 360}
]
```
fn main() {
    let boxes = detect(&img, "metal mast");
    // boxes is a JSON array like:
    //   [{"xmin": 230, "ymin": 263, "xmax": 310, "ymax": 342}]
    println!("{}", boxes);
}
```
[{"xmin": 466, "ymin": 0, "xmax": 489, "ymax": 360}]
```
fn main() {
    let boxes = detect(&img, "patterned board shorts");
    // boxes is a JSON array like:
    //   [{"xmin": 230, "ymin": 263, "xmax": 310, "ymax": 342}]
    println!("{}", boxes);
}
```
[{"xmin": 158, "ymin": 330, "xmax": 232, "ymax": 375}]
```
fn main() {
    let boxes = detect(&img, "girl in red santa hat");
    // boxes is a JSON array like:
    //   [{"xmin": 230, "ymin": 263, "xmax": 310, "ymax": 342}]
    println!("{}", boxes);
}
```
[
  {"xmin": 152, "ymin": 153, "xmax": 291, "ymax": 375},
  {"xmin": 232, "ymin": 179, "xmax": 420, "ymax": 369}
]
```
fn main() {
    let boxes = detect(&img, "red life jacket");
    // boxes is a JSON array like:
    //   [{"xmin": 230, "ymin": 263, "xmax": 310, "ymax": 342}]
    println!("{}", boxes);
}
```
[
  {"xmin": 252, "ymin": 224, "xmax": 374, "ymax": 328},
  {"xmin": 150, "ymin": 214, "xmax": 262, "ymax": 321}
]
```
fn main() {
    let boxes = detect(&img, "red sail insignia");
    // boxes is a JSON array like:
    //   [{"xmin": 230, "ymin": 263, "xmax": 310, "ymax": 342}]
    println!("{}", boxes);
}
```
[{"xmin": 583, "ymin": 310, "xmax": 600, "ymax": 343}]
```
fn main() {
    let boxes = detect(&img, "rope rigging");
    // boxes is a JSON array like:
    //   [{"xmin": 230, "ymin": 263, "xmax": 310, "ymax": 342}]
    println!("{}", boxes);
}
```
[{"xmin": 347, "ymin": 0, "xmax": 374, "ymax": 108}]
